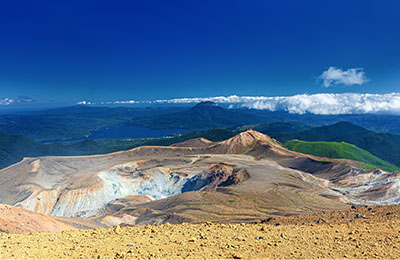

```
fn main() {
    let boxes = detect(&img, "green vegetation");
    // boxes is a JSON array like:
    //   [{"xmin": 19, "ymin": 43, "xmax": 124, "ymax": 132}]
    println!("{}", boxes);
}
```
[
  {"xmin": 235, "ymin": 121, "xmax": 311, "ymax": 134},
  {"xmin": 285, "ymin": 139, "xmax": 400, "ymax": 172},
  {"xmin": 1, "ymin": 108, "xmax": 400, "ymax": 175},
  {"xmin": 0, "ymin": 105, "xmax": 186, "ymax": 141},
  {"xmin": 0, "ymin": 128, "xmax": 238, "ymax": 170},
  {"xmin": 228, "ymin": 200, "xmax": 236, "ymax": 203},
  {"xmin": 275, "ymin": 122, "xmax": 400, "ymax": 168},
  {"xmin": 0, "ymin": 131, "xmax": 120, "ymax": 169}
]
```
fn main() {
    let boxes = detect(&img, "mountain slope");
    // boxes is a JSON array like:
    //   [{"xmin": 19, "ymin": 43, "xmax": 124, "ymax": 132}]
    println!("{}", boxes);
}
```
[
  {"xmin": 0, "ymin": 131, "xmax": 46, "ymax": 168},
  {"xmin": 130, "ymin": 101, "xmax": 270, "ymax": 129},
  {"xmin": 3, "ymin": 129, "xmax": 400, "ymax": 226},
  {"xmin": 0, "ymin": 127, "xmax": 240, "ymax": 170},
  {"xmin": 0, "ymin": 129, "xmax": 347, "ymax": 220},
  {"xmin": 0, "ymin": 131, "xmax": 120, "ymax": 169},
  {"xmin": 285, "ymin": 140, "xmax": 399, "ymax": 172},
  {"xmin": 0, "ymin": 105, "xmax": 186, "ymax": 141},
  {"xmin": 274, "ymin": 121, "xmax": 400, "ymax": 167},
  {"xmin": 235, "ymin": 121, "xmax": 311, "ymax": 134},
  {"xmin": 0, "ymin": 204, "xmax": 75, "ymax": 233}
]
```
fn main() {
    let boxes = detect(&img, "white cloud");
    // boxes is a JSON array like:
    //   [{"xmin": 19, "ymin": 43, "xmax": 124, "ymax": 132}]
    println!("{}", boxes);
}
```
[
  {"xmin": 113, "ymin": 100, "xmax": 139, "ymax": 104},
  {"xmin": 76, "ymin": 93, "xmax": 400, "ymax": 115},
  {"xmin": 0, "ymin": 98, "xmax": 15, "ymax": 106},
  {"xmin": 241, "ymin": 93, "xmax": 400, "ymax": 115},
  {"xmin": 76, "ymin": 100, "xmax": 94, "ymax": 105},
  {"xmin": 0, "ymin": 97, "xmax": 35, "ymax": 106},
  {"xmin": 76, "ymin": 95, "xmax": 269, "ymax": 106},
  {"xmin": 319, "ymin": 67, "xmax": 369, "ymax": 87},
  {"xmin": 150, "ymin": 95, "xmax": 269, "ymax": 104}
]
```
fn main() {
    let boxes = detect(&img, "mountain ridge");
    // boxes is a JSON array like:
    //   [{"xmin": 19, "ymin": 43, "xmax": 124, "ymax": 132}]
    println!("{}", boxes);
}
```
[
  {"xmin": 285, "ymin": 139, "xmax": 399, "ymax": 172},
  {"xmin": 274, "ymin": 121, "xmax": 400, "ymax": 167},
  {"xmin": 129, "ymin": 102, "xmax": 270, "ymax": 130}
]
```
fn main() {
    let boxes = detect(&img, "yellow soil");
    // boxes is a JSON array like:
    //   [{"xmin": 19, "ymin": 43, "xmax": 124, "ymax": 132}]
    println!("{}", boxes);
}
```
[{"xmin": 0, "ymin": 218, "xmax": 399, "ymax": 259}]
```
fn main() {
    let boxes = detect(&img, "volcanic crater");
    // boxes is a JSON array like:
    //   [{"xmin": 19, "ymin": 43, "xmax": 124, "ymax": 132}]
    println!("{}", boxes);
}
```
[{"xmin": 0, "ymin": 130, "xmax": 399, "ymax": 228}]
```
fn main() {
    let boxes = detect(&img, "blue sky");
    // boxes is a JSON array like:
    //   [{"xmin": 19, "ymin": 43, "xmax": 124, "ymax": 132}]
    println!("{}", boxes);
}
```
[{"xmin": 0, "ymin": 0, "xmax": 399, "ymax": 107}]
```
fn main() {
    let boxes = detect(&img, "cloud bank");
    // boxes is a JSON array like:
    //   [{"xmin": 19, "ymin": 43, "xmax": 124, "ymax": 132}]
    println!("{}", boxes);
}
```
[
  {"xmin": 0, "ymin": 96, "xmax": 35, "ymax": 106},
  {"xmin": 241, "ymin": 93, "xmax": 400, "ymax": 115},
  {"xmin": 77, "ymin": 93, "xmax": 400, "ymax": 115},
  {"xmin": 319, "ymin": 67, "xmax": 369, "ymax": 87}
]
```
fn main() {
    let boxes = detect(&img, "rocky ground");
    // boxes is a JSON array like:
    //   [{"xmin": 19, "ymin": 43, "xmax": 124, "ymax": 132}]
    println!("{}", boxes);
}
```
[{"xmin": 0, "ymin": 204, "xmax": 399, "ymax": 259}]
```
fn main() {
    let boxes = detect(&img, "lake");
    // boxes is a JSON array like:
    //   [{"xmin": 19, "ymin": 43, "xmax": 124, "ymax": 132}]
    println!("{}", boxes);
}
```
[
  {"xmin": 45, "ymin": 125, "xmax": 188, "ymax": 143},
  {"xmin": 89, "ymin": 125, "xmax": 187, "ymax": 139}
]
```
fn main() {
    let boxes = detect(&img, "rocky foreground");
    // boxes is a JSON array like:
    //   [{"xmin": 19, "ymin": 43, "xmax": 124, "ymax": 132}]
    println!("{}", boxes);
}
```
[{"xmin": 0, "ymin": 205, "xmax": 399, "ymax": 259}]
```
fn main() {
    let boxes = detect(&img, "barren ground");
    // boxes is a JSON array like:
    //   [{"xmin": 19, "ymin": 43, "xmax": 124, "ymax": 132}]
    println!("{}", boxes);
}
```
[{"xmin": 0, "ymin": 205, "xmax": 399, "ymax": 259}]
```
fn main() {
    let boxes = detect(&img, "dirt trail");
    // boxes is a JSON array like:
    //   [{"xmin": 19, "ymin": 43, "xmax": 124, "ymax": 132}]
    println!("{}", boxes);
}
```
[{"xmin": 0, "ymin": 209, "xmax": 399, "ymax": 259}]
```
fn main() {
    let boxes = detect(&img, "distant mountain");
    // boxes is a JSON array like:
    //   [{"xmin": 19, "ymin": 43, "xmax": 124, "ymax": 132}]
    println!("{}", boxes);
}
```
[
  {"xmin": 0, "ymin": 126, "xmax": 242, "ymax": 170},
  {"xmin": 33, "ymin": 105, "xmax": 115, "ymax": 115},
  {"xmin": 0, "ymin": 105, "xmax": 186, "ymax": 141},
  {"xmin": 0, "ymin": 131, "xmax": 42, "ymax": 168},
  {"xmin": 331, "ymin": 114, "xmax": 400, "ymax": 135},
  {"xmin": 235, "ymin": 121, "xmax": 311, "ymax": 134},
  {"xmin": 285, "ymin": 139, "xmax": 399, "ymax": 172},
  {"xmin": 3, "ymin": 119, "xmax": 400, "ymax": 172},
  {"xmin": 130, "ymin": 101, "xmax": 271, "ymax": 129},
  {"xmin": 276, "ymin": 122, "xmax": 400, "ymax": 167},
  {"xmin": 2, "ymin": 103, "xmax": 400, "ymax": 143},
  {"xmin": 0, "ymin": 131, "xmax": 121, "ymax": 169},
  {"xmin": 244, "ymin": 109, "xmax": 400, "ymax": 134}
]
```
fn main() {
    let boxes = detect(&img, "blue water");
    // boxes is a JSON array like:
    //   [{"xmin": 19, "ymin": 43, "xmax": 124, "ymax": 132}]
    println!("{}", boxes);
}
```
[
  {"xmin": 45, "ymin": 125, "xmax": 188, "ymax": 143},
  {"xmin": 90, "ymin": 125, "xmax": 187, "ymax": 139}
]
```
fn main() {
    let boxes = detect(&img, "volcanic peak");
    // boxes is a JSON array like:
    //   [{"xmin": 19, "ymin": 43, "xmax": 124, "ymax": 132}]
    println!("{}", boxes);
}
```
[
  {"xmin": 191, "ymin": 101, "xmax": 218, "ymax": 109},
  {"xmin": 216, "ymin": 129, "xmax": 281, "ymax": 154}
]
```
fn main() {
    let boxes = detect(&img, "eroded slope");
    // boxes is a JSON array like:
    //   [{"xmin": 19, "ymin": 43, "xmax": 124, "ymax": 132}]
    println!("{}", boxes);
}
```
[{"xmin": 0, "ymin": 129, "xmax": 399, "ymax": 227}]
